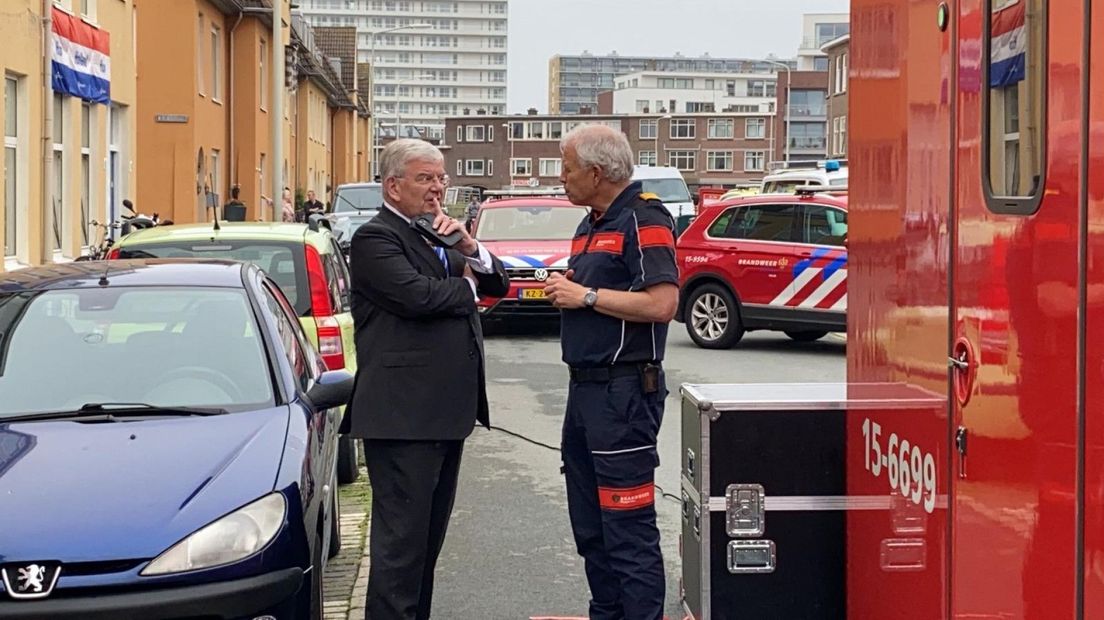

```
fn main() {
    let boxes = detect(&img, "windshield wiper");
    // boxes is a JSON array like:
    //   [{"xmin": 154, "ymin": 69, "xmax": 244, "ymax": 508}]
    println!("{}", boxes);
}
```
[
  {"xmin": 79, "ymin": 403, "xmax": 228, "ymax": 416},
  {"xmin": 1, "ymin": 403, "xmax": 228, "ymax": 423}
]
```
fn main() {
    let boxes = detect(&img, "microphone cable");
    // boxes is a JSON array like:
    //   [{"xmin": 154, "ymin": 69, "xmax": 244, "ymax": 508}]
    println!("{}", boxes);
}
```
[{"xmin": 486, "ymin": 424, "xmax": 682, "ymax": 504}]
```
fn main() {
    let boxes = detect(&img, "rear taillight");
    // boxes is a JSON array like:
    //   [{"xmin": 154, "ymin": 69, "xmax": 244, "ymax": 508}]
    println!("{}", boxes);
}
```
[
  {"xmin": 106, "ymin": 248, "xmax": 120, "ymax": 260},
  {"xmin": 305, "ymin": 245, "xmax": 344, "ymax": 370},
  {"xmin": 316, "ymin": 316, "xmax": 345, "ymax": 370}
]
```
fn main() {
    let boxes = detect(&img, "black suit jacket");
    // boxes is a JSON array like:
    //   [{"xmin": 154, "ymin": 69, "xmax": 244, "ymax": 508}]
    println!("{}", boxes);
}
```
[{"xmin": 343, "ymin": 207, "xmax": 509, "ymax": 440}]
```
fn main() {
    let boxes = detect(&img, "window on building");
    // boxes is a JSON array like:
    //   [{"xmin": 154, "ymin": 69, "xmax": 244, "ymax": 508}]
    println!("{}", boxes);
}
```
[
  {"xmin": 80, "ymin": 0, "xmax": 96, "ymax": 21},
  {"xmin": 816, "ymin": 22, "xmax": 850, "ymax": 47},
  {"xmin": 746, "ymin": 118, "xmax": 766, "ymax": 139},
  {"xmin": 548, "ymin": 122, "xmax": 563, "ymax": 139},
  {"xmin": 487, "ymin": 125, "xmax": 494, "ymax": 142},
  {"xmin": 814, "ymin": 56, "xmax": 830, "ymax": 72},
  {"xmin": 839, "ymin": 116, "xmax": 847, "ymax": 156},
  {"xmin": 639, "ymin": 150, "xmax": 657, "ymax": 166},
  {"xmin": 456, "ymin": 159, "xmax": 463, "ymax": 175},
  {"xmin": 744, "ymin": 150, "xmax": 765, "ymax": 172},
  {"xmin": 511, "ymin": 158, "xmax": 531, "ymax": 177},
  {"xmin": 639, "ymin": 119, "xmax": 657, "ymax": 139},
  {"xmin": 686, "ymin": 102, "xmax": 715, "ymax": 113},
  {"xmin": 4, "ymin": 76, "xmax": 17, "ymax": 257},
  {"xmin": 790, "ymin": 90, "xmax": 827, "ymax": 117},
  {"xmin": 108, "ymin": 103, "xmax": 125, "ymax": 227},
  {"xmin": 51, "ymin": 94, "xmax": 65, "ymax": 254},
  {"xmin": 466, "ymin": 160, "xmax": 485, "ymax": 176},
  {"xmin": 706, "ymin": 151, "xmax": 734, "ymax": 172},
  {"xmin": 80, "ymin": 102, "xmax": 91, "ymax": 248},
  {"xmin": 726, "ymin": 80, "xmax": 736, "ymax": 96},
  {"xmin": 985, "ymin": 0, "xmax": 1043, "ymax": 206},
  {"xmin": 668, "ymin": 150, "xmax": 696, "ymax": 172},
  {"xmin": 211, "ymin": 26, "xmax": 222, "ymax": 100},
  {"xmin": 707, "ymin": 118, "xmax": 734, "ymax": 139},
  {"xmin": 636, "ymin": 99, "xmax": 649, "ymax": 113},
  {"xmin": 210, "ymin": 149, "xmax": 220, "ymax": 206},
  {"xmin": 466, "ymin": 125, "xmax": 485, "ymax": 142},
  {"xmin": 529, "ymin": 122, "xmax": 544, "ymax": 139},
  {"xmin": 259, "ymin": 40, "xmax": 268, "ymax": 110},
  {"xmin": 670, "ymin": 119, "xmax": 695, "ymax": 139},
  {"xmin": 456, "ymin": 125, "xmax": 463, "ymax": 142},
  {"xmin": 197, "ymin": 14, "xmax": 205, "ymax": 95},
  {"xmin": 539, "ymin": 158, "xmax": 562, "ymax": 177}
]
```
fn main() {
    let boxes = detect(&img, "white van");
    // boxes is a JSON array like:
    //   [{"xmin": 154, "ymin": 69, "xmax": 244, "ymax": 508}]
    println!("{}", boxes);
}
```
[
  {"xmin": 760, "ymin": 160, "xmax": 848, "ymax": 193},
  {"xmin": 631, "ymin": 165, "xmax": 695, "ymax": 219}
]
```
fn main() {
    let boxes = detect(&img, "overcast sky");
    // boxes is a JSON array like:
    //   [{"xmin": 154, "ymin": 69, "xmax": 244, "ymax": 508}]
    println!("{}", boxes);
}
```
[{"xmin": 506, "ymin": 0, "xmax": 850, "ymax": 113}]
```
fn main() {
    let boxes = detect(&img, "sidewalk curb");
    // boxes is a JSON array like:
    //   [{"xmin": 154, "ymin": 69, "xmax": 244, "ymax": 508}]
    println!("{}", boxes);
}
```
[{"xmin": 322, "ymin": 464, "xmax": 371, "ymax": 620}]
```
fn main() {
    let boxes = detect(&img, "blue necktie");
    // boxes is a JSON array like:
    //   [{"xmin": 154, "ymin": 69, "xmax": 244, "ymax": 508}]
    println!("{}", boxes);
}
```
[{"xmin": 433, "ymin": 246, "xmax": 449, "ymax": 272}]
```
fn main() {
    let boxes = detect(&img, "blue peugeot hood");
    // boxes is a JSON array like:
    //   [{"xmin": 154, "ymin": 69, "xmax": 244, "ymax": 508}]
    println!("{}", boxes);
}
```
[{"xmin": 0, "ymin": 407, "xmax": 290, "ymax": 564}]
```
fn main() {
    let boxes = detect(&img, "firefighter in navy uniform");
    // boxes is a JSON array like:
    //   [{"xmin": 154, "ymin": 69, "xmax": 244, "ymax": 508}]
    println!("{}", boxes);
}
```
[{"xmin": 544, "ymin": 124, "xmax": 679, "ymax": 620}]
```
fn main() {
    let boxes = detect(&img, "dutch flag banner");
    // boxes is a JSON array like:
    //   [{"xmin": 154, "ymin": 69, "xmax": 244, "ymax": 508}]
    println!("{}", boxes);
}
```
[
  {"xmin": 51, "ymin": 6, "xmax": 110, "ymax": 104},
  {"xmin": 989, "ymin": 1, "xmax": 1026, "ymax": 89}
]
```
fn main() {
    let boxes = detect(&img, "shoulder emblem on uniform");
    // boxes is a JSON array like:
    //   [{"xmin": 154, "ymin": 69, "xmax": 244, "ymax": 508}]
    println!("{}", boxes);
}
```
[{"xmin": 638, "ymin": 192, "xmax": 660, "ymax": 201}]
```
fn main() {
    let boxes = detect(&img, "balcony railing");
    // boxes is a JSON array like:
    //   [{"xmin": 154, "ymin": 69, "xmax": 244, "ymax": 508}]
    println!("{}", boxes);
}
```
[
  {"xmin": 787, "ymin": 104, "xmax": 827, "ymax": 118},
  {"xmin": 788, "ymin": 137, "xmax": 827, "ymax": 150}
]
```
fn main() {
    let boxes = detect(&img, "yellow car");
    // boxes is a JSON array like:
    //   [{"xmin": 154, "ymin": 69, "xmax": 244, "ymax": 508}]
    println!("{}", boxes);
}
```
[{"xmin": 111, "ymin": 220, "xmax": 360, "ymax": 483}]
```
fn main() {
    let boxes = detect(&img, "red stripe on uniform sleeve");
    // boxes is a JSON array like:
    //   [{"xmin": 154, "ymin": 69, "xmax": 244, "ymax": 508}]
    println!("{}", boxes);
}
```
[
  {"xmin": 597, "ymin": 483, "xmax": 655, "ymax": 511},
  {"xmin": 638, "ymin": 226, "xmax": 675, "ymax": 249},
  {"xmin": 571, "ymin": 235, "xmax": 587, "ymax": 256}
]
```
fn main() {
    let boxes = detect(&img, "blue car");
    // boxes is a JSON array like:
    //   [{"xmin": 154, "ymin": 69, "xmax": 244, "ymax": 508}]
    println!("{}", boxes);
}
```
[{"xmin": 0, "ymin": 259, "xmax": 353, "ymax": 619}]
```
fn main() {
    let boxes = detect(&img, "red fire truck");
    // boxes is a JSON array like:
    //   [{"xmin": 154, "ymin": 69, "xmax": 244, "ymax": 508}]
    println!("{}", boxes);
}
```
[{"xmin": 680, "ymin": 0, "xmax": 1103, "ymax": 617}]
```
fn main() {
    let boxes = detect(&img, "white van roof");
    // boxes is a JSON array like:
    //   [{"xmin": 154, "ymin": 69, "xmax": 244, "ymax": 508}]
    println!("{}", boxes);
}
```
[{"xmin": 632, "ymin": 165, "xmax": 685, "ymax": 180}]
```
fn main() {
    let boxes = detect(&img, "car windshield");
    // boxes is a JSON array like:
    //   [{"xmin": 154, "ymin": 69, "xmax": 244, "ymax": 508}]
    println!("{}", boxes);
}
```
[
  {"xmin": 334, "ymin": 186, "xmax": 383, "ymax": 213},
  {"xmin": 117, "ymin": 241, "xmax": 308, "ymax": 316},
  {"xmin": 475, "ymin": 205, "xmax": 589, "ymax": 241},
  {"xmin": 0, "ymin": 287, "xmax": 275, "ymax": 417},
  {"xmin": 639, "ymin": 178, "xmax": 692, "ymax": 203}
]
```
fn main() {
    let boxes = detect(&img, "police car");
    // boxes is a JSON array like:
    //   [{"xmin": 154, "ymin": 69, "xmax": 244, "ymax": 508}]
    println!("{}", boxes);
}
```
[
  {"xmin": 675, "ymin": 187, "xmax": 848, "ymax": 348},
  {"xmin": 470, "ymin": 191, "xmax": 590, "ymax": 319}
]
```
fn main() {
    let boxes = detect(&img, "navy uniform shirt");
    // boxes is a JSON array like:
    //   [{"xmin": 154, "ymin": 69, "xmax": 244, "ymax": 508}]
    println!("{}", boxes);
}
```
[{"xmin": 561, "ymin": 181, "xmax": 679, "ymax": 367}]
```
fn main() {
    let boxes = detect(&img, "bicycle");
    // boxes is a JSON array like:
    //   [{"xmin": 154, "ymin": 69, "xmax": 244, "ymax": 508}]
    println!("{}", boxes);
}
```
[{"xmin": 75, "ymin": 220, "xmax": 122, "ymax": 261}]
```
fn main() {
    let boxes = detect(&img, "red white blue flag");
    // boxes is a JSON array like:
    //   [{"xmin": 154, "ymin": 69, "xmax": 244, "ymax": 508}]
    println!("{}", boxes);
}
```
[
  {"xmin": 990, "ymin": 1, "xmax": 1026, "ymax": 89},
  {"xmin": 51, "ymin": 7, "xmax": 110, "ymax": 104}
]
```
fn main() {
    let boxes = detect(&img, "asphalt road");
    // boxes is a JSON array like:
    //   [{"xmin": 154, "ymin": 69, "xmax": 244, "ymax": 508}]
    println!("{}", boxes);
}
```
[{"xmin": 430, "ymin": 323, "xmax": 845, "ymax": 619}]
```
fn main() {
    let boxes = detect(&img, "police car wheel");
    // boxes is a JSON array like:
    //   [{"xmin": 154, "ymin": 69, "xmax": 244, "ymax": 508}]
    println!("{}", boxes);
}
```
[
  {"xmin": 685, "ymin": 283, "xmax": 744, "ymax": 349},
  {"xmin": 784, "ymin": 330, "xmax": 829, "ymax": 342}
]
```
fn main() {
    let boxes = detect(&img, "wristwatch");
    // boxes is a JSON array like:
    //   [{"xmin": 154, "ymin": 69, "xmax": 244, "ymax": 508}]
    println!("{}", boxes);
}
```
[{"xmin": 583, "ymin": 288, "xmax": 599, "ymax": 308}]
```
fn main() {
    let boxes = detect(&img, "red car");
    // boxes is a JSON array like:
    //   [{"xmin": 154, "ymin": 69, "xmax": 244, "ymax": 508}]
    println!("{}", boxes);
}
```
[
  {"xmin": 470, "ymin": 195, "xmax": 591, "ymax": 319},
  {"xmin": 675, "ymin": 189, "xmax": 848, "ymax": 348}
]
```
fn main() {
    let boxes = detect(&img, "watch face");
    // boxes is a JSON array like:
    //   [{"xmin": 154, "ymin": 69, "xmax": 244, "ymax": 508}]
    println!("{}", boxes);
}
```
[{"xmin": 585, "ymin": 290, "xmax": 598, "ymax": 306}]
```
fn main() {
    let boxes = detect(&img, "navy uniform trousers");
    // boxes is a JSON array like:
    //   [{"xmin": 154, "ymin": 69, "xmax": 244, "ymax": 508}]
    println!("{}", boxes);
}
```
[{"xmin": 562, "ymin": 370, "xmax": 666, "ymax": 620}]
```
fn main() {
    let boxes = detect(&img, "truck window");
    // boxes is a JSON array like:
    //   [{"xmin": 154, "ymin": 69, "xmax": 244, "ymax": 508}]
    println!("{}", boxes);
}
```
[{"xmin": 984, "ymin": 0, "xmax": 1046, "ymax": 212}]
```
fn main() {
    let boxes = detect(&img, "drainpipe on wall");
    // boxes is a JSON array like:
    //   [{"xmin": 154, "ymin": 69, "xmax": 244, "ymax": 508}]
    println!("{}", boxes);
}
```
[
  {"xmin": 40, "ymin": 0, "xmax": 54, "ymax": 264},
  {"xmin": 228, "ymin": 5, "xmax": 244, "ymax": 189}
]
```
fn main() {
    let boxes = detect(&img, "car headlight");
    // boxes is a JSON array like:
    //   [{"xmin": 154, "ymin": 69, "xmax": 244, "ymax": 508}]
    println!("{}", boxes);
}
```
[{"xmin": 141, "ymin": 493, "xmax": 286, "ymax": 575}]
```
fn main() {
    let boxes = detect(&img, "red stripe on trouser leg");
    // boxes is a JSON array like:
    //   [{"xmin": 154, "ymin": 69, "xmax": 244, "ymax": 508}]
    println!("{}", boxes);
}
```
[{"xmin": 597, "ymin": 482, "xmax": 655, "ymax": 510}]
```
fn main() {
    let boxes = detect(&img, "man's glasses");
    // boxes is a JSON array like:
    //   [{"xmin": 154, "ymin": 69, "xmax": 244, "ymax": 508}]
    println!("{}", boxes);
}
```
[{"xmin": 402, "ymin": 173, "xmax": 450, "ymax": 186}]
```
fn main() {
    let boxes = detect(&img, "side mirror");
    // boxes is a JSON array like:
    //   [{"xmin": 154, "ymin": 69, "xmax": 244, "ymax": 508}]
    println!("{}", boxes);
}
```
[
  {"xmin": 692, "ymin": 194, "xmax": 700, "ymax": 206},
  {"xmin": 307, "ymin": 213, "xmax": 332, "ymax": 232},
  {"xmin": 306, "ymin": 370, "xmax": 354, "ymax": 411}
]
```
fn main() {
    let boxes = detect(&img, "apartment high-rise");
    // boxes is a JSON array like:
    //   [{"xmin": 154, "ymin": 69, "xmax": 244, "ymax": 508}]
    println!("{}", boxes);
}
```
[
  {"xmin": 297, "ymin": 0, "xmax": 508, "ymax": 144},
  {"xmin": 548, "ymin": 53, "xmax": 790, "ymax": 115}
]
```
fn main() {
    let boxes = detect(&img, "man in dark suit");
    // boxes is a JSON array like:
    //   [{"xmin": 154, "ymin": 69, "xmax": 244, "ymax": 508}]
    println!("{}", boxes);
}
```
[{"xmin": 344, "ymin": 138, "xmax": 509, "ymax": 620}]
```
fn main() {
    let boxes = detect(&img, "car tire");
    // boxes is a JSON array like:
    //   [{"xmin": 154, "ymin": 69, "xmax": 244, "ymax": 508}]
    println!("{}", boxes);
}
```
[
  {"xmin": 337, "ymin": 436, "xmax": 359, "ymax": 484},
  {"xmin": 328, "ymin": 477, "xmax": 342, "ymax": 559},
  {"xmin": 685, "ymin": 283, "xmax": 744, "ymax": 349},
  {"xmin": 784, "ymin": 330, "xmax": 829, "ymax": 342}
]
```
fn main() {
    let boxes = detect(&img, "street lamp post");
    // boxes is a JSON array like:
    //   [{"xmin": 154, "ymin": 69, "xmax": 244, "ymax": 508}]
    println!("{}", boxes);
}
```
[
  {"xmin": 502, "ymin": 122, "xmax": 514, "ymax": 187},
  {"xmin": 763, "ymin": 59, "xmax": 791, "ymax": 165},
  {"xmin": 367, "ymin": 23, "xmax": 433, "ymax": 179},
  {"xmin": 655, "ymin": 114, "xmax": 671, "ymax": 167}
]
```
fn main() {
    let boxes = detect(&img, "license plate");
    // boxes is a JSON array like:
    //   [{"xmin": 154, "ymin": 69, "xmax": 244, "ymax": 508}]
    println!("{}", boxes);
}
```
[{"xmin": 519, "ymin": 288, "xmax": 547, "ymax": 300}]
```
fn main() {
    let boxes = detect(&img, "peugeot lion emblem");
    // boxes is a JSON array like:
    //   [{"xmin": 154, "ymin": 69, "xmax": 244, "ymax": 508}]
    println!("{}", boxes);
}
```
[
  {"xmin": 2, "ymin": 562, "xmax": 61, "ymax": 600},
  {"xmin": 534, "ymin": 268, "xmax": 549, "ymax": 282}
]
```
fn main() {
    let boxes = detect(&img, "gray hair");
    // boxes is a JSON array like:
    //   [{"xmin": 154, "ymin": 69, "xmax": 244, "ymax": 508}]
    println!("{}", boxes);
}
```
[
  {"xmin": 379, "ymin": 138, "xmax": 444, "ymax": 181},
  {"xmin": 560, "ymin": 124, "xmax": 634, "ymax": 183}
]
